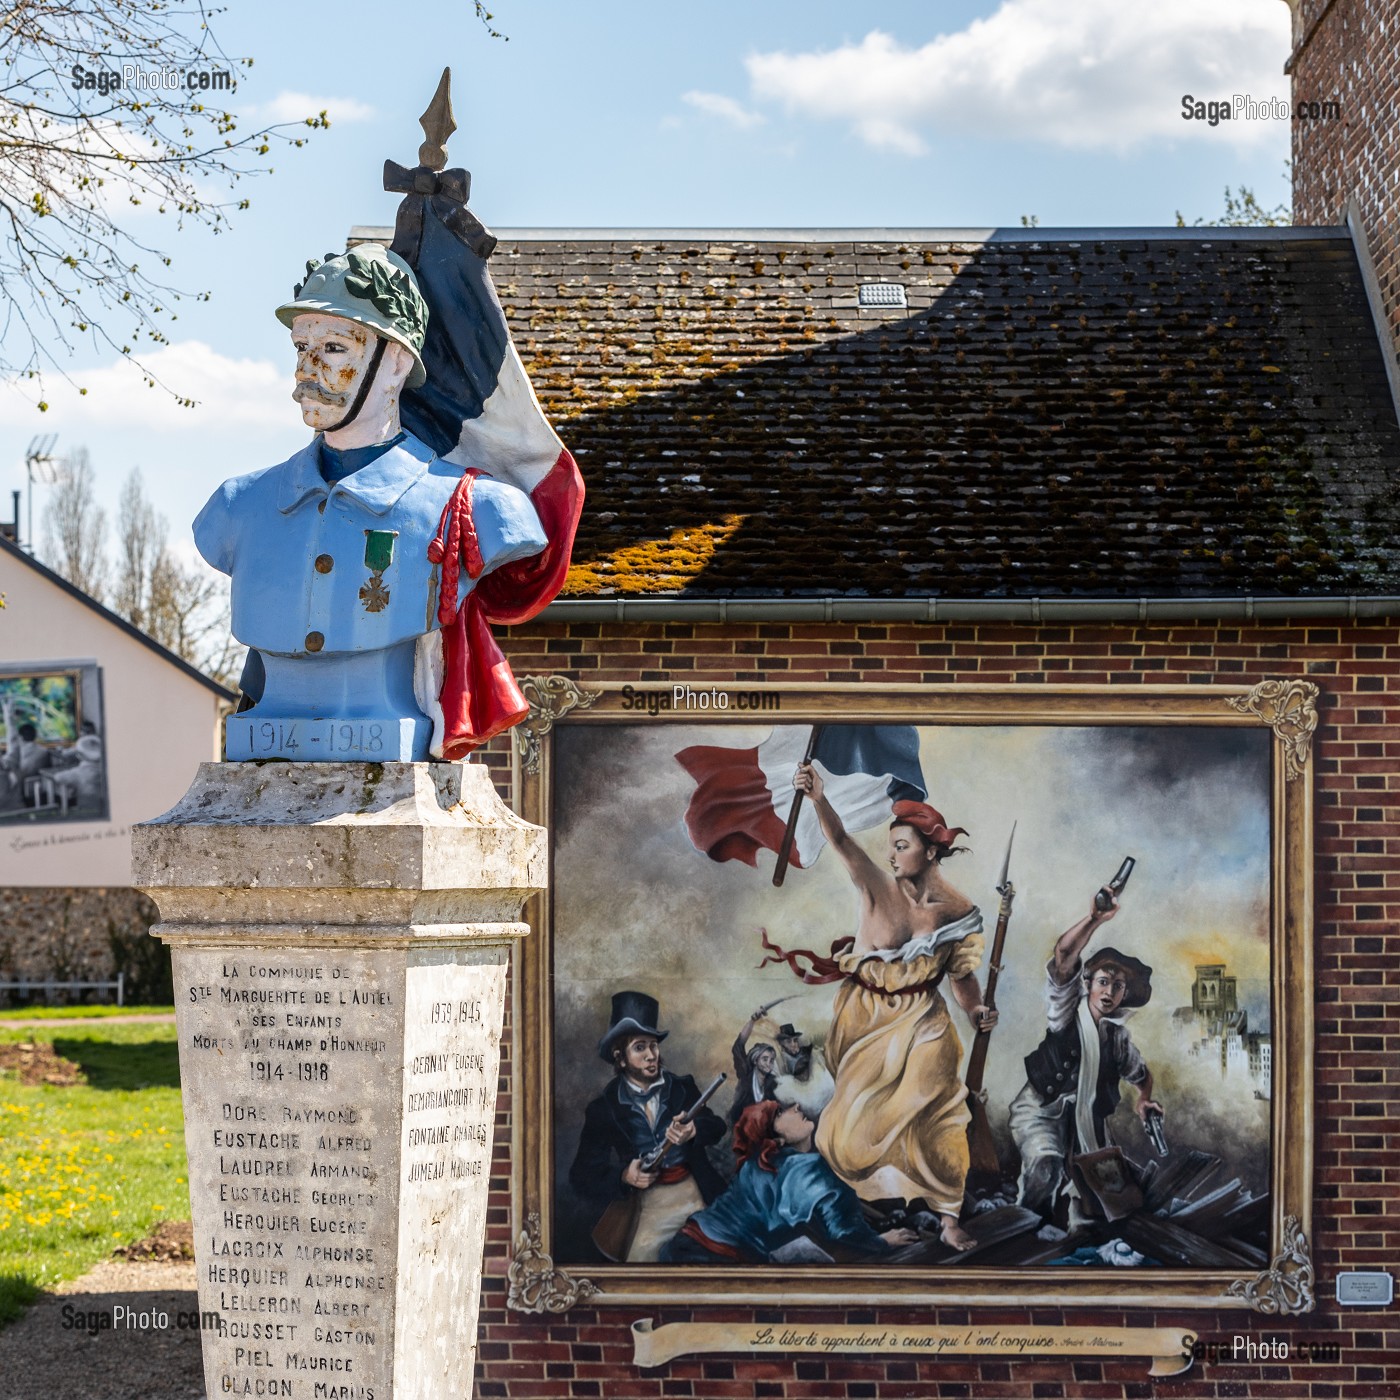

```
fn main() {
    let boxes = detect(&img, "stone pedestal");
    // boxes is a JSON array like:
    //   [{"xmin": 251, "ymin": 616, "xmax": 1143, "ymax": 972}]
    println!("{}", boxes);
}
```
[{"xmin": 133, "ymin": 761, "xmax": 544, "ymax": 1400}]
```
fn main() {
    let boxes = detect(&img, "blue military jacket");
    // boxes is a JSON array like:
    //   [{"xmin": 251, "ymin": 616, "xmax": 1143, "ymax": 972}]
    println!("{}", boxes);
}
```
[{"xmin": 194, "ymin": 433, "xmax": 546, "ymax": 657}]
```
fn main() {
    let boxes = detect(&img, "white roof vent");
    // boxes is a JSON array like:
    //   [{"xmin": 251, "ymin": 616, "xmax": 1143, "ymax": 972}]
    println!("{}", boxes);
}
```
[{"xmin": 859, "ymin": 281, "xmax": 908, "ymax": 308}]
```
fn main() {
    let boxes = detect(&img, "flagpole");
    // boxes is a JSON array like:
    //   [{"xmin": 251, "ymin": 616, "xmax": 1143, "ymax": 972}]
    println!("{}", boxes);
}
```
[{"xmin": 772, "ymin": 724, "xmax": 824, "ymax": 887}]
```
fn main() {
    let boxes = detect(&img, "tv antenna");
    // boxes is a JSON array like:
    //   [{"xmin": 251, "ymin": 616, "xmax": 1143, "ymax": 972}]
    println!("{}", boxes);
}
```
[{"xmin": 23, "ymin": 434, "xmax": 59, "ymax": 552}]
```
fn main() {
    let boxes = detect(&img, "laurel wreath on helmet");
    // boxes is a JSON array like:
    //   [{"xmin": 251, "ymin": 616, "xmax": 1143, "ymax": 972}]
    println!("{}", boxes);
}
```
[
  {"xmin": 291, "ymin": 251, "xmax": 428, "ymax": 347},
  {"xmin": 292, "ymin": 254, "xmax": 336, "ymax": 300},
  {"xmin": 343, "ymin": 251, "xmax": 428, "ymax": 346}
]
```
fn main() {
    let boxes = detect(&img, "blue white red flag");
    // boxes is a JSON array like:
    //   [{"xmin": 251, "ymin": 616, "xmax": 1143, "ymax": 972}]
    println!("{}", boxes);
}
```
[
  {"xmin": 676, "ymin": 725, "xmax": 926, "ymax": 869},
  {"xmin": 390, "ymin": 162, "xmax": 583, "ymax": 758}
]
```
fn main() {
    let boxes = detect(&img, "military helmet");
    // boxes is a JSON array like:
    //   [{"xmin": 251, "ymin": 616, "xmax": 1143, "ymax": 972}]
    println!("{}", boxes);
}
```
[{"xmin": 276, "ymin": 245, "xmax": 429, "ymax": 389}]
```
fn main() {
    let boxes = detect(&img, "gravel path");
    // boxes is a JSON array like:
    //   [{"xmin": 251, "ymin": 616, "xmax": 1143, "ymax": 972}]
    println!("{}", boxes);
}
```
[{"xmin": 0, "ymin": 1258, "xmax": 204, "ymax": 1400}]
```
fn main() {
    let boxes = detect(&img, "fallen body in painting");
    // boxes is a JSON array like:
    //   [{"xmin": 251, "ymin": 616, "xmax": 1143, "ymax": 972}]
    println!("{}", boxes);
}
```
[{"xmin": 868, "ymin": 1148, "xmax": 1270, "ymax": 1270}]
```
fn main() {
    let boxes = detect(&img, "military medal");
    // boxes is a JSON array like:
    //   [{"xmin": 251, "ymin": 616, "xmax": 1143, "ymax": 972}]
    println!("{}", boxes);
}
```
[{"xmin": 360, "ymin": 529, "xmax": 397, "ymax": 613}]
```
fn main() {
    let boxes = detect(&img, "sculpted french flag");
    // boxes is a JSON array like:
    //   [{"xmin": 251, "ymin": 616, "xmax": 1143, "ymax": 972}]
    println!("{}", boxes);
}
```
[
  {"xmin": 676, "ymin": 724, "xmax": 927, "ymax": 869},
  {"xmin": 396, "ymin": 187, "xmax": 583, "ymax": 758}
]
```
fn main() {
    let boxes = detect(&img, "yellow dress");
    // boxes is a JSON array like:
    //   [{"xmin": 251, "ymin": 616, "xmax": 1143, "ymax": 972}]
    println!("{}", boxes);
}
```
[{"xmin": 815, "ymin": 913, "xmax": 985, "ymax": 1215}]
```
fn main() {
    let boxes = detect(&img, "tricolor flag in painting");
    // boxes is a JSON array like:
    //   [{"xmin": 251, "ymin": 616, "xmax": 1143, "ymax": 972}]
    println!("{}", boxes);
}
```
[
  {"xmin": 676, "ymin": 725, "xmax": 927, "ymax": 870},
  {"xmin": 390, "ymin": 160, "xmax": 584, "ymax": 759}
]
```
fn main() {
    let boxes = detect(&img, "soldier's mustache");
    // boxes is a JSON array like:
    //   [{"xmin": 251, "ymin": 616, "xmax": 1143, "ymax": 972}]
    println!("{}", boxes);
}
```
[{"xmin": 293, "ymin": 380, "xmax": 349, "ymax": 407}]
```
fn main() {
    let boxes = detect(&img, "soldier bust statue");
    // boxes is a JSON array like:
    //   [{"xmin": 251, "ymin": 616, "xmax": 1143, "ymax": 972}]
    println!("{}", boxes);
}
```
[
  {"xmin": 196, "ymin": 71, "xmax": 582, "ymax": 764},
  {"xmin": 194, "ymin": 245, "xmax": 550, "ymax": 762}
]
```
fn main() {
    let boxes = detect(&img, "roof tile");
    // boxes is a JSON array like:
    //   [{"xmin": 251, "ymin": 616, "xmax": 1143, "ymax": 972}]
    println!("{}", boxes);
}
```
[{"xmin": 499, "ymin": 234, "xmax": 1400, "ymax": 598}]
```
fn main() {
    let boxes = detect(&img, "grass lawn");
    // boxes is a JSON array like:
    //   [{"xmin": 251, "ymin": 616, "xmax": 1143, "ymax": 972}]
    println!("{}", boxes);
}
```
[
  {"xmin": 0, "ymin": 1022, "xmax": 188, "ymax": 1329},
  {"xmin": 0, "ymin": 1006, "xmax": 175, "ymax": 1021}
]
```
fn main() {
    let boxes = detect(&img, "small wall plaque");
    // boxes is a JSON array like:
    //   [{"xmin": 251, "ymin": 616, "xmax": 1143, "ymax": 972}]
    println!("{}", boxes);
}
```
[{"xmin": 1336, "ymin": 1272, "xmax": 1393, "ymax": 1307}]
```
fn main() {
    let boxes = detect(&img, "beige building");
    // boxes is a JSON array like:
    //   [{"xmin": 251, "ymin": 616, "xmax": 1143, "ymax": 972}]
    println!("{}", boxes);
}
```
[{"xmin": 0, "ymin": 534, "xmax": 231, "ymax": 997}]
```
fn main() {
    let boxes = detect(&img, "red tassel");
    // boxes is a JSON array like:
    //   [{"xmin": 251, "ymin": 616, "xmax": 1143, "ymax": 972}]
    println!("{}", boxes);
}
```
[
  {"xmin": 428, "ymin": 470, "xmax": 528, "ymax": 757},
  {"xmin": 426, "ymin": 451, "xmax": 583, "ymax": 756}
]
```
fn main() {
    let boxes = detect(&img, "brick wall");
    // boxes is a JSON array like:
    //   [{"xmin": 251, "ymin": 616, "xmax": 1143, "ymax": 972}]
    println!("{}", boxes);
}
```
[
  {"xmin": 1290, "ymin": 0, "xmax": 1400, "ymax": 353},
  {"xmin": 471, "ymin": 615, "xmax": 1397, "ymax": 1399}
]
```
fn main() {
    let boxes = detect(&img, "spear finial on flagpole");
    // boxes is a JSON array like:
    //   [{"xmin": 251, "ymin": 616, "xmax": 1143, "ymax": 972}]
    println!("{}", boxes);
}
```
[
  {"xmin": 418, "ymin": 67, "xmax": 456, "ymax": 172},
  {"xmin": 386, "ymin": 68, "xmax": 495, "ymax": 261}
]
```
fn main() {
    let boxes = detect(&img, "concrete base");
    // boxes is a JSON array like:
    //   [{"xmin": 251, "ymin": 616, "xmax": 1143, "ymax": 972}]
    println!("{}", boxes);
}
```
[{"xmin": 133, "ymin": 762, "xmax": 544, "ymax": 1400}]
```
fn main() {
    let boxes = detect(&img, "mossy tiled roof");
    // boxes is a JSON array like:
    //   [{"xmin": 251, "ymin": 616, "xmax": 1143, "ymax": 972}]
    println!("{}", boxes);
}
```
[{"xmin": 472, "ymin": 231, "xmax": 1400, "ymax": 597}]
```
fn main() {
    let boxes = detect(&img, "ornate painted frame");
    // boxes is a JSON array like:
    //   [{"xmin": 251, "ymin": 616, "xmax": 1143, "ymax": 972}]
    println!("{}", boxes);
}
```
[{"xmin": 508, "ymin": 680, "xmax": 1316, "ymax": 1314}]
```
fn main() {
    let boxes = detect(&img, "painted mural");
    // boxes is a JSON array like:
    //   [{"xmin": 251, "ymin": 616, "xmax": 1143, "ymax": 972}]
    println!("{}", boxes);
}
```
[
  {"xmin": 549, "ymin": 719, "xmax": 1275, "ymax": 1274},
  {"xmin": 0, "ymin": 664, "xmax": 109, "ymax": 826}
]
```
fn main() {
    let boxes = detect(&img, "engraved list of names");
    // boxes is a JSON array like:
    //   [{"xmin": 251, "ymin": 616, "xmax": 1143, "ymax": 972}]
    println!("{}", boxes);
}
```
[{"xmin": 175, "ymin": 946, "xmax": 505, "ymax": 1400}]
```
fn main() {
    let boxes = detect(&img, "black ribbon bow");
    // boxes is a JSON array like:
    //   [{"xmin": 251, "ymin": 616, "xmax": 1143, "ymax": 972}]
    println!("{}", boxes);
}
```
[{"xmin": 383, "ymin": 160, "xmax": 497, "ymax": 264}]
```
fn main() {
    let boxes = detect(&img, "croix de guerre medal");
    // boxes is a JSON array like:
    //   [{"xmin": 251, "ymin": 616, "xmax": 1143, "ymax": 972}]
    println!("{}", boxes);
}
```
[{"xmin": 360, "ymin": 529, "xmax": 397, "ymax": 613}]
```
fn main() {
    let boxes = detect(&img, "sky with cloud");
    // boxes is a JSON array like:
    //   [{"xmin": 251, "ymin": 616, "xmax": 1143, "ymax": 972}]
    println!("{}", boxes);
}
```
[{"xmin": 0, "ymin": 0, "xmax": 1296, "ymax": 565}]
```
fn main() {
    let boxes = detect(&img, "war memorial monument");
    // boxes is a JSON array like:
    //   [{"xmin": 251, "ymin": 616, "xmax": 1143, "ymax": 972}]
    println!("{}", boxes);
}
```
[{"xmin": 131, "ymin": 72, "xmax": 582, "ymax": 1399}]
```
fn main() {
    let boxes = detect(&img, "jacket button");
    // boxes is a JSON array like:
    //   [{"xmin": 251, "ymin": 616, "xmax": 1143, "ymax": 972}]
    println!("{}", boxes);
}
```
[
  {"xmin": 1055, "ymin": 1071, "xmax": 1064, "ymax": 1081},
  {"xmin": 315, "ymin": 554, "xmax": 334, "ymax": 574},
  {"xmin": 305, "ymin": 631, "xmax": 324, "ymax": 653}
]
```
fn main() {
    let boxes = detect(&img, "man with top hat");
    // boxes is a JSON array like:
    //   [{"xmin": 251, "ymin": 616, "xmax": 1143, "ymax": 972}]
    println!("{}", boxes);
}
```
[
  {"xmin": 1008, "ymin": 888, "xmax": 1163, "ymax": 1223},
  {"xmin": 192, "ymin": 244, "xmax": 549, "ymax": 762},
  {"xmin": 568, "ymin": 990, "xmax": 725, "ymax": 1263},
  {"xmin": 775, "ymin": 1022, "xmax": 811, "ymax": 1077}
]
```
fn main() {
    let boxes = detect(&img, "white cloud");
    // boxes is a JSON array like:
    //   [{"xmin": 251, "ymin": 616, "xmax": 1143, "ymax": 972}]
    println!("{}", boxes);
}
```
[
  {"xmin": 0, "ymin": 341, "xmax": 291, "ymax": 432},
  {"xmin": 855, "ymin": 117, "xmax": 928, "ymax": 158},
  {"xmin": 0, "ymin": 343, "xmax": 310, "ymax": 551},
  {"xmin": 682, "ymin": 89, "xmax": 766, "ymax": 129},
  {"xmin": 250, "ymin": 92, "xmax": 376, "ymax": 125},
  {"xmin": 743, "ymin": 0, "xmax": 1291, "ymax": 154}
]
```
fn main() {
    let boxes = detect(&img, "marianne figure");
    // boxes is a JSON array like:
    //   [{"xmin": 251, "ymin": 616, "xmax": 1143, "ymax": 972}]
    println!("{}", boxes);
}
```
[{"xmin": 759, "ymin": 763, "xmax": 997, "ymax": 1251}]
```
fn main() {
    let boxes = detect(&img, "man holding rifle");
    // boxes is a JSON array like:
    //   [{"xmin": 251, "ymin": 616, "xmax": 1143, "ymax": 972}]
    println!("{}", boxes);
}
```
[{"xmin": 569, "ymin": 990, "xmax": 727, "ymax": 1262}]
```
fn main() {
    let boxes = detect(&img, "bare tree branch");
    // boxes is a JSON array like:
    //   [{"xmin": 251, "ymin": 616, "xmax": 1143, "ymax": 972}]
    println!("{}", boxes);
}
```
[
  {"xmin": 0, "ymin": 0, "xmax": 331, "ymax": 396},
  {"xmin": 39, "ymin": 444, "xmax": 105, "ymax": 598},
  {"xmin": 109, "ymin": 464, "xmax": 239, "ymax": 684},
  {"xmin": 146, "ymin": 542, "xmax": 239, "ymax": 686},
  {"xmin": 112, "ymin": 463, "xmax": 161, "ymax": 628},
  {"xmin": 39, "ymin": 454, "xmax": 240, "ymax": 684}
]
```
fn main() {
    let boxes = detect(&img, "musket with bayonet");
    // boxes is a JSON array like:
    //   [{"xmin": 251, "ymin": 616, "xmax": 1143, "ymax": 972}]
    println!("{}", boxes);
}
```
[{"xmin": 964, "ymin": 821, "xmax": 1015, "ymax": 1187}]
